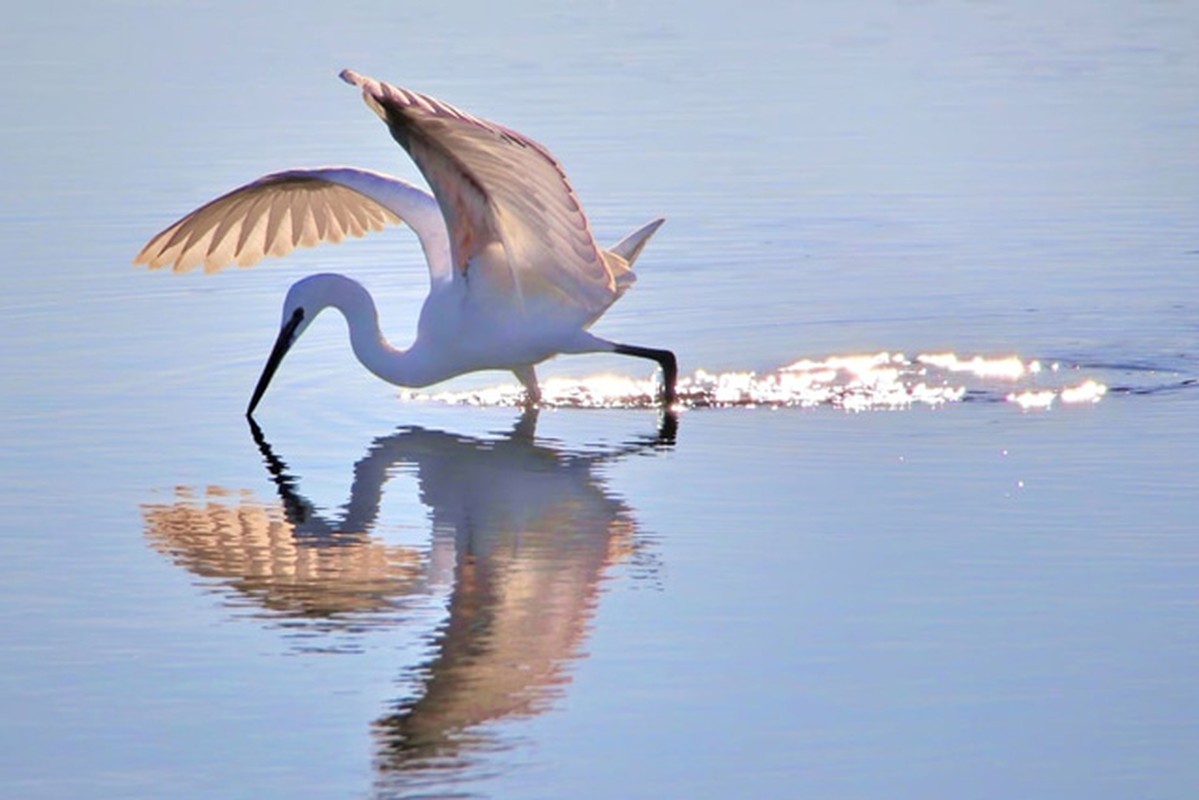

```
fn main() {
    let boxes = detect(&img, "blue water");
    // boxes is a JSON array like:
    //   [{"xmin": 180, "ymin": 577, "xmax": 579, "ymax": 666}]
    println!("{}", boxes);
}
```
[{"xmin": 2, "ymin": 2, "xmax": 1197, "ymax": 798}]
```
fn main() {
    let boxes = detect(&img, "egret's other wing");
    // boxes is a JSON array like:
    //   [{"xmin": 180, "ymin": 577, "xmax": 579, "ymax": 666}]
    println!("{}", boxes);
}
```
[
  {"xmin": 135, "ymin": 167, "xmax": 451, "ymax": 281},
  {"xmin": 340, "ymin": 70, "xmax": 620, "ymax": 319}
]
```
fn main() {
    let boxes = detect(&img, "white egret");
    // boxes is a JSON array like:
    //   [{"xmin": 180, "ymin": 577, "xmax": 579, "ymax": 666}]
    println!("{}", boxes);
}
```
[{"xmin": 135, "ymin": 69, "xmax": 677, "ymax": 414}]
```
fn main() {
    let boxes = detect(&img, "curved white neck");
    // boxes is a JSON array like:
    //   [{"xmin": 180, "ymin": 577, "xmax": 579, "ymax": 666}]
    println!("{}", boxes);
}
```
[{"xmin": 305, "ymin": 274, "xmax": 443, "ymax": 389}]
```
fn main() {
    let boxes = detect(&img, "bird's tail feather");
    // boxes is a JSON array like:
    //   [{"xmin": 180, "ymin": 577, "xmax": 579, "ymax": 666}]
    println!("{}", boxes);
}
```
[{"xmin": 608, "ymin": 217, "xmax": 664, "ymax": 267}]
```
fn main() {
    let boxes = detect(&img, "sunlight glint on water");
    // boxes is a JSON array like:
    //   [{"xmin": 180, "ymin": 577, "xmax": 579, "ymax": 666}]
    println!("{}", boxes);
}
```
[{"xmin": 399, "ymin": 352, "xmax": 1109, "ymax": 411}]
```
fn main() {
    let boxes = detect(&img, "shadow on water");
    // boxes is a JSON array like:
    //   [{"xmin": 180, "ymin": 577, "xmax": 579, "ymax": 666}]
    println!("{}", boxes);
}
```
[{"xmin": 142, "ymin": 409, "xmax": 675, "ymax": 797}]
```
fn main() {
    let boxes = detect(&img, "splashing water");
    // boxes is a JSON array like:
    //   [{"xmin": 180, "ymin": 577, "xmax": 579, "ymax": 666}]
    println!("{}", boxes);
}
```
[{"xmin": 390, "ymin": 351, "xmax": 1146, "ymax": 411}]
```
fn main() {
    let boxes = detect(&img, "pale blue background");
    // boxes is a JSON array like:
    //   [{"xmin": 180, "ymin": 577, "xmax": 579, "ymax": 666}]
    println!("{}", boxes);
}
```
[{"xmin": 1, "ymin": 2, "xmax": 1196, "ymax": 798}]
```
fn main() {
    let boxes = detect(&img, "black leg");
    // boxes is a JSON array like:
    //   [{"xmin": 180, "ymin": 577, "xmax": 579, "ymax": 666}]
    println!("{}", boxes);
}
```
[
  {"xmin": 613, "ymin": 343, "xmax": 678, "ymax": 405},
  {"xmin": 656, "ymin": 409, "xmax": 679, "ymax": 444}
]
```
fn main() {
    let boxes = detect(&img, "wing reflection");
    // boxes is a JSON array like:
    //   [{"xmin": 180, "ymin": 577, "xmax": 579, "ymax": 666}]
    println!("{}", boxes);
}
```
[
  {"xmin": 370, "ymin": 418, "xmax": 649, "ymax": 788},
  {"xmin": 142, "ymin": 409, "xmax": 673, "ymax": 792},
  {"xmin": 143, "ymin": 484, "xmax": 424, "ymax": 620}
]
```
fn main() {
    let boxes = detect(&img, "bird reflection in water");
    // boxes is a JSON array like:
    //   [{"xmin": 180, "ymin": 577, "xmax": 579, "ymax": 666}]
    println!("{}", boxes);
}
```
[{"xmin": 142, "ymin": 409, "xmax": 674, "ymax": 792}]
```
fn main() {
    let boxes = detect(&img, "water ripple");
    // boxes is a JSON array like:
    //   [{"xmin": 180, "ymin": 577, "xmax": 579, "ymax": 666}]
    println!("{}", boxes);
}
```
[{"xmin": 394, "ymin": 351, "xmax": 1173, "ymax": 412}]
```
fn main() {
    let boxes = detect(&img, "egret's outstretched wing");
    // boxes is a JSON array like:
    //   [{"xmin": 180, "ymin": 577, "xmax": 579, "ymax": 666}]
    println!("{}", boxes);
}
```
[
  {"xmin": 340, "ymin": 70, "xmax": 628, "ymax": 320},
  {"xmin": 134, "ymin": 167, "xmax": 452, "ymax": 282}
]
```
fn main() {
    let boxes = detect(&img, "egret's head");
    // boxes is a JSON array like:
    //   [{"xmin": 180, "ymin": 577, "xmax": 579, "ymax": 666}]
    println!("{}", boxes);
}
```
[{"xmin": 245, "ymin": 277, "xmax": 329, "ymax": 416}]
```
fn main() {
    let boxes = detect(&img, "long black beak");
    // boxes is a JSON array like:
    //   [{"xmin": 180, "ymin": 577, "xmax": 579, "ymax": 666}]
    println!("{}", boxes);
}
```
[{"xmin": 246, "ymin": 308, "xmax": 304, "ymax": 416}]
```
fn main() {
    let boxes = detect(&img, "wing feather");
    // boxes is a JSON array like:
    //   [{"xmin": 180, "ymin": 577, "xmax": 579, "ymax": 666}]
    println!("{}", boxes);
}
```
[
  {"xmin": 135, "ymin": 168, "xmax": 451, "ymax": 283},
  {"xmin": 340, "ymin": 69, "xmax": 625, "ymax": 320},
  {"xmin": 235, "ymin": 192, "xmax": 273, "ymax": 265},
  {"xmin": 209, "ymin": 193, "xmax": 253, "ymax": 263},
  {"xmin": 292, "ymin": 192, "xmax": 316, "ymax": 249}
]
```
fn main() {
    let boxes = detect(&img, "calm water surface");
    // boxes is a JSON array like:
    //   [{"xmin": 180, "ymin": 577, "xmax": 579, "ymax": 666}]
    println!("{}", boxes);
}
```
[{"xmin": 2, "ymin": 2, "xmax": 1197, "ymax": 799}]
